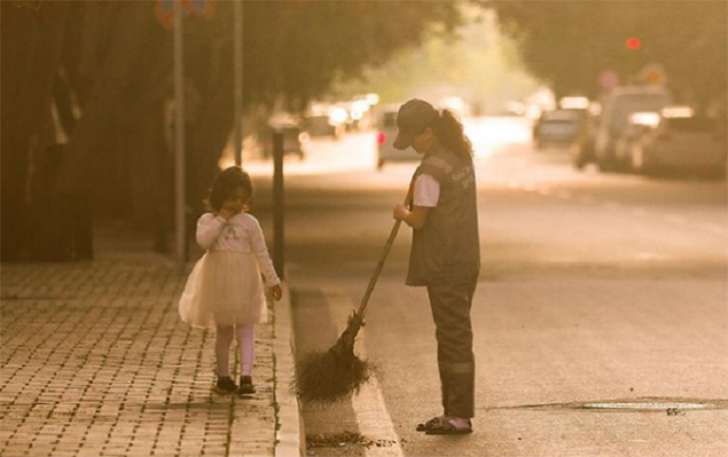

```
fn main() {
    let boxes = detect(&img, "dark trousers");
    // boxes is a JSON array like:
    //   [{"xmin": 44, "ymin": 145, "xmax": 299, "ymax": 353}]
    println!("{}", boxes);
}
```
[{"xmin": 427, "ymin": 278, "xmax": 478, "ymax": 419}]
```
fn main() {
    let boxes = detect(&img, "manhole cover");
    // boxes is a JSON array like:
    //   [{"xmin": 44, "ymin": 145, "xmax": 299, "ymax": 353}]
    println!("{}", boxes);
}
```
[
  {"xmin": 581, "ymin": 401, "xmax": 713, "ymax": 411},
  {"xmin": 500, "ymin": 397, "xmax": 728, "ymax": 413}
]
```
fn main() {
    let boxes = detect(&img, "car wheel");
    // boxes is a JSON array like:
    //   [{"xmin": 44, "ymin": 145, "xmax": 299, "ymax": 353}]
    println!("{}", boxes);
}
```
[{"xmin": 377, "ymin": 159, "xmax": 385, "ymax": 171}]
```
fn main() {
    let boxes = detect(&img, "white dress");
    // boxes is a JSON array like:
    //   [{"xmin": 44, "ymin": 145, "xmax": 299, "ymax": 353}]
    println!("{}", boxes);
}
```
[{"xmin": 178, "ymin": 212, "xmax": 280, "ymax": 329}]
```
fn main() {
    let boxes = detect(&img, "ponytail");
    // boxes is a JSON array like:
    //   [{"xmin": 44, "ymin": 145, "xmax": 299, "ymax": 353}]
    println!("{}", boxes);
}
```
[{"xmin": 432, "ymin": 109, "xmax": 473, "ymax": 163}]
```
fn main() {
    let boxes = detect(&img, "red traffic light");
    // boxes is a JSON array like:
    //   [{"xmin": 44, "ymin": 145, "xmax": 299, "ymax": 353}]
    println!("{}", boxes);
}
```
[{"xmin": 626, "ymin": 37, "xmax": 642, "ymax": 50}]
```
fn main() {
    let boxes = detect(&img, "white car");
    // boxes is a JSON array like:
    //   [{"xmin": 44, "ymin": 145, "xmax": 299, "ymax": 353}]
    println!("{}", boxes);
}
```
[
  {"xmin": 375, "ymin": 107, "xmax": 419, "ymax": 170},
  {"xmin": 629, "ymin": 110, "xmax": 727, "ymax": 177},
  {"xmin": 595, "ymin": 86, "xmax": 671, "ymax": 171}
]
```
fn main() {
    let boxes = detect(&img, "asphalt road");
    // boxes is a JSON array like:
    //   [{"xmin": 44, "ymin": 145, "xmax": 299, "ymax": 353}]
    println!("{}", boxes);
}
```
[{"xmin": 251, "ymin": 117, "xmax": 728, "ymax": 457}]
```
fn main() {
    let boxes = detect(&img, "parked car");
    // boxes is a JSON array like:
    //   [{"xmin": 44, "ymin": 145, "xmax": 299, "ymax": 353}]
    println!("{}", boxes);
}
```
[
  {"xmin": 375, "ymin": 106, "xmax": 419, "ymax": 170},
  {"xmin": 263, "ymin": 119, "xmax": 308, "ymax": 160},
  {"xmin": 613, "ymin": 111, "xmax": 660, "ymax": 172},
  {"xmin": 594, "ymin": 86, "xmax": 671, "ymax": 171},
  {"xmin": 304, "ymin": 114, "xmax": 343, "ymax": 140},
  {"xmin": 628, "ymin": 109, "xmax": 727, "ymax": 177},
  {"xmin": 533, "ymin": 109, "xmax": 585, "ymax": 150}
]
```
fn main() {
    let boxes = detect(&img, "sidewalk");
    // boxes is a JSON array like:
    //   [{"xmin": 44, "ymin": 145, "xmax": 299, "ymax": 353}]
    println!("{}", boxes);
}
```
[{"xmin": 0, "ymin": 225, "xmax": 303, "ymax": 457}]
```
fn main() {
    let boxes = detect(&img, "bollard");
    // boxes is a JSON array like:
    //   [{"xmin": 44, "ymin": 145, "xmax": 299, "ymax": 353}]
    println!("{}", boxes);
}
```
[{"xmin": 272, "ymin": 130, "xmax": 285, "ymax": 279}]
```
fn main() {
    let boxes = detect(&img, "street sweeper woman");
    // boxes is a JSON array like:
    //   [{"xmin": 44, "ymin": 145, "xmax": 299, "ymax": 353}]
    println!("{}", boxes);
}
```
[
  {"xmin": 179, "ymin": 166, "xmax": 282, "ymax": 396},
  {"xmin": 392, "ymin": 99, "xmax": 480, "ymax": 435}
]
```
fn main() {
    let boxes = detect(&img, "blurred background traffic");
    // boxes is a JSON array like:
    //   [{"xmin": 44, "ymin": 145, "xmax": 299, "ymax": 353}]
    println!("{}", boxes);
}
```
[{"xmin": 3, "ymin": 0, "xmax": 726, "ymax": 262}]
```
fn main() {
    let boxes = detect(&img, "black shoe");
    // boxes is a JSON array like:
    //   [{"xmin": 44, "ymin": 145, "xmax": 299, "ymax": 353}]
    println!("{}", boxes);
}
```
[
  {"xmin": 213, "ymin": 376, "xmax": 238, "ymax": 395},
  {"xmin": 237, "ymin": 376, "xmax": 256, "ymax": 395}
]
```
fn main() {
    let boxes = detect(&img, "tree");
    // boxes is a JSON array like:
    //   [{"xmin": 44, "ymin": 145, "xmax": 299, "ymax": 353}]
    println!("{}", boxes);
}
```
[
  {"xmin": 484, "ymin": 0, "xmax": 727, "ymax": 106},
  {"xmin": 1, "ymin": 0, "xmax": 464, "ymax": 261},
  {"xmin": 1, "ymin": 1, "xmax": 71, "ymax": 260}
]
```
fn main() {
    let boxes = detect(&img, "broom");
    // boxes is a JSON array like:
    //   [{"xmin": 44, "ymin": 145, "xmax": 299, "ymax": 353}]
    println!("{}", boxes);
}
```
[{"xmin": 295, "ymin": 194, "xmax": 409, "ymax": 403}]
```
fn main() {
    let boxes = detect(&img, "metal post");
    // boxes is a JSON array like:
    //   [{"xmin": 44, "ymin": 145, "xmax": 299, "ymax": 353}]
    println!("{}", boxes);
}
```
[
  {"xmin": 174, "ymin": 1, "xmax": 186, "ymax": 270},
  {"xmin": 272, "ymin": 130, "xmax": 285, "ymax": 279},
  {"xmin": 233, "ymin": 1, "xmax": 243, "ymax": 166}
]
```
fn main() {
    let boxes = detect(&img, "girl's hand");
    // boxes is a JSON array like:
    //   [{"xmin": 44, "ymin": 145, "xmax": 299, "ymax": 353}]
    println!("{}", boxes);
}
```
[
  {"xmin": 218, "ymin": 207, "xmax": 235, "ymax": 220},
  {"xmin": 393, "ymin": 203, "xmax": 409, "ymax": 221},
  {"xmin": 271, "ymin": 285, "xmax": 283, "ymax": 301}
]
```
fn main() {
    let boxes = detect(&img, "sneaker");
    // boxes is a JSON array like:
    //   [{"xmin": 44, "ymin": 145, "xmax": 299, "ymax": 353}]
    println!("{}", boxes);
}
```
[
  {"xmin": 213, "ymin": 376, "xmax": 238, "ymax": 395},
  {"xmin": 237, "ymin": 376, "xmax": 256, "ymax": 395}
]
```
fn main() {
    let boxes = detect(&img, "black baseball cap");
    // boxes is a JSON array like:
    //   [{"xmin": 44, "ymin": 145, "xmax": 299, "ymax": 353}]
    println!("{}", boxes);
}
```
[{"xmin": 393, "ymin": 99, "xmax": 438, "ymax": 150}]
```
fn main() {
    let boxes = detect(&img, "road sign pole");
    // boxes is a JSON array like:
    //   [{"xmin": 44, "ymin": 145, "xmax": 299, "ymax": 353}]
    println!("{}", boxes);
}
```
[
  {"xmin": 174, "ymin": 1, "xmax": 187, "ymax": 270},
  {"xmin": 233, "ymin": 1, "xmax": 243, "ymax": 166}
]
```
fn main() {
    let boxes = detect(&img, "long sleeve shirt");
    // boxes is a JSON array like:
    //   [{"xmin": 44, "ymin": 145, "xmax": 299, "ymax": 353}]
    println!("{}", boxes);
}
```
[{"xmin": 196, "ymin": 212, "xmax": 280, "ymax": 287}]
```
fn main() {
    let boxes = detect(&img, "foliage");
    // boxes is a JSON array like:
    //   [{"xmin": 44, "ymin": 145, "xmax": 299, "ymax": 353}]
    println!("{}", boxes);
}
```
[
  {"xmin": 1, "ymin": 0, "xmax": 464, "ymax": 260},
  {"xmin": 332, "ymin": 7, "xmax": 541, "ymax": 113},
  {"xmin": 483, "ymin": 0, "xmax": 727, "ymax": 107},
  {"xmin": 6, "ymin": 0, "xmax": 44, "ymax": 13}
]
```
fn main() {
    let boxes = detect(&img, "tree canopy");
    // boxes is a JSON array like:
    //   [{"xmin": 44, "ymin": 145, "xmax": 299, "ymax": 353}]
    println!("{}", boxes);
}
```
[
  {"xmin": 332, "ymin": 7, "xmax": 541, "ymax": 114},
  {"xmin": 1, "ymin": 0, "xmax": 464, "ymax": 261},
  {"xmin": 485, "ymin": 0, "xmax": 727, "ymax": 108}
]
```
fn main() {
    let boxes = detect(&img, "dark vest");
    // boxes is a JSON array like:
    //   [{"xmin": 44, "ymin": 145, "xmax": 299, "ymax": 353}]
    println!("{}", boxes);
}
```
[{"xmin": 406, "ymin": 142, "xmax": 480, "ymax": 286}]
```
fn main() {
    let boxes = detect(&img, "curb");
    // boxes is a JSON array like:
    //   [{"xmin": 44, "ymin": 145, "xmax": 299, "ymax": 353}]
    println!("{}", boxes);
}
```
[{"xmin": 274, "ymin": 282, "xmax": 305, "ymax": 457}]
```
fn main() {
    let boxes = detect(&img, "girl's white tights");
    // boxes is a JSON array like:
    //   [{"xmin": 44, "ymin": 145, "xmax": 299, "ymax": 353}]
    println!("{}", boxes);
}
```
[{"xmin": 215, "ymin": 324, "xmax": 255, "ymax": 378}]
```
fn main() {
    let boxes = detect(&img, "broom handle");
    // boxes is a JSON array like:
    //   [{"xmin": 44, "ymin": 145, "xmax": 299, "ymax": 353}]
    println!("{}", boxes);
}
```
[{"xmin": 356, "ymin": 192, "xmax": 411, "ymax": 318}]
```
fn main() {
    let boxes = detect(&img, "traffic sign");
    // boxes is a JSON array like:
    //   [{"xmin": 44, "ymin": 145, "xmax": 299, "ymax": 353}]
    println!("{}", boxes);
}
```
[
  {"xmin": 600, "ymin": 70, "xmax": 619, "ymax": 91},
  {"xmin": 639, "ymin": 64, "xmax": 667, "ymax": 86},
  {"xmin": 154, "ymin": 0, "xmax": 214, "ymax": 30},
  {"xmin": 183, "ymin": 0, "xmax": 215, "ymax": 19}
]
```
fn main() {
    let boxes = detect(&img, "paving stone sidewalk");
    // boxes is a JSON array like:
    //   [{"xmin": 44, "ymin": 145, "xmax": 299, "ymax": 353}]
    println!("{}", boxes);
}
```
[{"xmin": 1, "ymin": 246, "xmax": 298, "ymax": 457}]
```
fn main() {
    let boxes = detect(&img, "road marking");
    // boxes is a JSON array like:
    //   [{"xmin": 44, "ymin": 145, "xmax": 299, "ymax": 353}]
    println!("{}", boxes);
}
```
[{"xmin": 324, "ymin": 290, "xmax": 404, "ymax": 457}]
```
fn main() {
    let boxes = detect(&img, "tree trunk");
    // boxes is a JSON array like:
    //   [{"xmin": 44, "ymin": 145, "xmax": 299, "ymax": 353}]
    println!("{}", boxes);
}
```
[
  {"xmin": 55, "ymin": 2, "xmax": 157, "ymax": 198},
  {"xmin": 188, "ymin": 50, "xmax": 235, "ymax": 217},
  {"xmin": 0, "ymin": 3, "xmax": 69, "ymax": 261},
  {"xmin": 45, "ymin": 3, "xmax": 158, "ymax": 259}
]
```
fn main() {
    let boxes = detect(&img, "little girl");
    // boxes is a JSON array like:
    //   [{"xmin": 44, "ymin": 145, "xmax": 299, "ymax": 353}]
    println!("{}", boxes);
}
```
[{"xmin": 179, "ymin": 166, "xmax": 282, "ymax": 395}]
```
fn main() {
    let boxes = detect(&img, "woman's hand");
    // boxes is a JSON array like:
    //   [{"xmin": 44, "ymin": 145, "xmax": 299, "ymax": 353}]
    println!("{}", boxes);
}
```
[
  {"xmin": 271, "ymin": 284, "xmax": 283, "ymax": 301},
  {"xmin": 393, "ymin": 204, "xmax": 430, "ymax": 229},
  {"xmin": 393, "ymin": 203, "xmax": 410, "ymax": 221}
]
